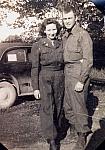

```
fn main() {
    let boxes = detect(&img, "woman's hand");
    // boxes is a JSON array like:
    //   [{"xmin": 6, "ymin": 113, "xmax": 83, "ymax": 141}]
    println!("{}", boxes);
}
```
[
  {"xmin": 74, "ymin": 81, "xmax": 84, "ymax": 92},
  {"xmin": 33, "ymin": 90, "xmax": 40, "ymax": 100}
]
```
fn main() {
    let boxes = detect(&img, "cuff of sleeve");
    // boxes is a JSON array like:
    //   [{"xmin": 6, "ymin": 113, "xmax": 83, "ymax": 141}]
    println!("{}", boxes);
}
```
[{"xmin": 79, "ymin": 75, "xmax": 88, "ymax": 84}]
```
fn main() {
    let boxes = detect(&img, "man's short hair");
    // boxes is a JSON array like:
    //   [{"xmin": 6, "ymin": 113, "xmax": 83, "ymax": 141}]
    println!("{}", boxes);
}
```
[{"xmin": 63, "ymin": 5, "xmax": 76, "ymax": 15}]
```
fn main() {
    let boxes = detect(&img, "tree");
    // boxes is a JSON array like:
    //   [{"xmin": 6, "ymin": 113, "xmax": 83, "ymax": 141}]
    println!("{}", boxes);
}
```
[
  {"xmin": 0, "ymin": 0, "xmax": 104, "ymax": 43},
  {"xmin": 0, "ymin": 0, "xmax": 58, "ymax": 16}
]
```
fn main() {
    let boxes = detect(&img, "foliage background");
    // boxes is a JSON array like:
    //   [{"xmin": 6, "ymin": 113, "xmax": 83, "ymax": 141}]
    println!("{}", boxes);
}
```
[{"xmin": 0, "ymin": 0, "xmax": 104, "ymax": 41}]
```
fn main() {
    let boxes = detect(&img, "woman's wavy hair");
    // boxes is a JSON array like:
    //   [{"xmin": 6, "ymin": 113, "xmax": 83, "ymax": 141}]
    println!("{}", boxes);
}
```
[{"xmin": 39, "ymin": 18, "xmax": 62, "ymax": 37}]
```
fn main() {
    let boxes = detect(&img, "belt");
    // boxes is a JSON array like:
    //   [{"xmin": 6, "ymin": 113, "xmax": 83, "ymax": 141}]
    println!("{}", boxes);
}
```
[
  {"xmin": 65, "ymin": 59, "xmax": 83, "ymax": 64},
  {"xmin": 41, "ymin": 65, "xmax": 64, "ymax": 71}
]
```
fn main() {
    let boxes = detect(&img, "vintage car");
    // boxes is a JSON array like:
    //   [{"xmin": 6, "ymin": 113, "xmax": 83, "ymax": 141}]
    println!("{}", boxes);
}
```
[{"xmin": 0, "ymin": 42, "xmax": 33, "ymax": 109}]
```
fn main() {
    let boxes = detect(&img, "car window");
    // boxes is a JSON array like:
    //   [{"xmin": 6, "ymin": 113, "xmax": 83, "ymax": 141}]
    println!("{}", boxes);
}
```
[
  {"xmin": 6, "ymin": 49, "xmax": 27, "ymax": 62},
  {"xmin": 27, "ymin": 48, "xmax": 31, "ymax": 62}
]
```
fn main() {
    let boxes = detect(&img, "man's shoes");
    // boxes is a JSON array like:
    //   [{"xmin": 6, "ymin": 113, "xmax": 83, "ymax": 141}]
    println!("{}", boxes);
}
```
[
  {"xmin": 49, "ymin": 140, "xmax": 60, "ymax": 150},
  {"xmin": 73, "ymin": 132, "xmax": 86, "ymax": 150}
]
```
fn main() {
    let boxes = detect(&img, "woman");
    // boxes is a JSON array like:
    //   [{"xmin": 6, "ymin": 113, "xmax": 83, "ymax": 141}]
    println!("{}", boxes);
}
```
[{"xmin": 31, "ymin": 18, "xmax": 64, "ymax": 150}]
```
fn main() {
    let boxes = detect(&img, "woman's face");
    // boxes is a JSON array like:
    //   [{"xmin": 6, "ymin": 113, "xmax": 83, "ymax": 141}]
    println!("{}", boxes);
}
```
[{"xmin": 44, "ymin": 23, "xmax": 57, "ymax": 40}]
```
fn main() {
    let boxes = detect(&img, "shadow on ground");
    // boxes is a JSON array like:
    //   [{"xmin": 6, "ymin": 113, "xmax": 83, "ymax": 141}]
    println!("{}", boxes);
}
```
[
  {"xmin": 87, "ymin": 88, "xmax": 99, "ymax": 129},
  {"xmin": 0, "ymin": 143, "xmax": 8, "ymax": 150},
  {"xmin": 86, "ymin": 118, "xmax": 105, "ymax": 150},
  {"xmin": 0, "ymin": 87, "xmax": 105, "ymax": 150},
  {"xmin": 14, "ymin": 95, "xmax": 35, "ymax": 106}
]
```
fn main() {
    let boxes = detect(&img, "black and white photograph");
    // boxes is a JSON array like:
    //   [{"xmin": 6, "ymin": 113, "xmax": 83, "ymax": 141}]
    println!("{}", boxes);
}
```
[{"xmin": 0, "ymin": 0, "xmax": 105, "ymax": 150}]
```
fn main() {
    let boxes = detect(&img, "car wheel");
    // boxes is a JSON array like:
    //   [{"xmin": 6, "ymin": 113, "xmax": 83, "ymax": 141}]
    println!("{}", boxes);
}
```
[{"xmin": 0, "ymin": 81, "xmax": 17, "ymax": 109}]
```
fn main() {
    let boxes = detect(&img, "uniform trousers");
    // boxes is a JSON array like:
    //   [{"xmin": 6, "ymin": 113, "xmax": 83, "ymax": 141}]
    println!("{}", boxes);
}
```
[
  {"xmin": 39, "ymin": 69, "xmax": 64, "ymax": 140},
  {"xmin": 64, "ymin": 63, "xmax": 90, "ymax": 133}
]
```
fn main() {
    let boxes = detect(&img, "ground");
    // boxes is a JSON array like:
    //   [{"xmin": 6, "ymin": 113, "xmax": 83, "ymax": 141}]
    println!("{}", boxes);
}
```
[{"xmin": 0, "ymin": 86, "xmax": 105, "ymax": 150}]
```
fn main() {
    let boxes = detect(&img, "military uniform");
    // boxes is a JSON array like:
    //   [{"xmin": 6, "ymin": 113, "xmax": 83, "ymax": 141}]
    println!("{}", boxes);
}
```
[
  {"xmin": 31, "ymin": 38, "xmax": 64, "ymax": 141},
  {"xmin": 63, "ymin": 24, "xmax": 93, "ymax": 133}
]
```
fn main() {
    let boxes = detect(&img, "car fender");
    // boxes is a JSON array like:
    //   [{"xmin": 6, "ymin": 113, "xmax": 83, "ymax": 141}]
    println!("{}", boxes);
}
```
[{"xmin": 0, "ymin": 74, "xmax": 20, "ymax": 95}]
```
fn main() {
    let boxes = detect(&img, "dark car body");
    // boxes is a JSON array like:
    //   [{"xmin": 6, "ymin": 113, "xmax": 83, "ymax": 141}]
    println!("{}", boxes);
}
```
[
  {"xmin": 0, "ymin": 42, "xmax": 33, "ymax": 96},
  {"xmin": 0, "ymin": 42, "xmax": 34, "ymax": 109}
]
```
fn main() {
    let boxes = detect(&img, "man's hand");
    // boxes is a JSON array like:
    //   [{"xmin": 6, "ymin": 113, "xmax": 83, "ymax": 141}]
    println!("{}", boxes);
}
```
[
  {"xmin": 34, "ymin": 90, "xmax": 40, "ymax": 99},
  {"xmin": 74, "ymin": 81, "xmax": 84, "ymax": 92}
]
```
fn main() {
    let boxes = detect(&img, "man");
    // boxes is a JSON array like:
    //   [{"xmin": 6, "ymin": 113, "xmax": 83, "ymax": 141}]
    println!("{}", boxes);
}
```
[{"xmin": 62, "ymin": 5, "xmax": 93, "ymax": 150}]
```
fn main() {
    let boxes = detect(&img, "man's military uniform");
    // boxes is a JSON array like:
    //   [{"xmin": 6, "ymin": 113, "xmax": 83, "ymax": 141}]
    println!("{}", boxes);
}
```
[
  {"xmin": 31, "ymin": 38, "xmax": 64, "ymax": 141},
  {"xmin": 63, "ymin": 24, "xmax": 93, "ymax": 134}
]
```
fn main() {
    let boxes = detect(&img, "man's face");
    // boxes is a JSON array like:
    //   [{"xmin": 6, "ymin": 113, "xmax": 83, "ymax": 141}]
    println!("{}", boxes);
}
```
[
  {"xmin": 44, "ymin": 23, "xmax": 57, "ymax": 40},
  {"xmin": 62, "ymin": 11, "xmax": 76, "ymax": 29}
]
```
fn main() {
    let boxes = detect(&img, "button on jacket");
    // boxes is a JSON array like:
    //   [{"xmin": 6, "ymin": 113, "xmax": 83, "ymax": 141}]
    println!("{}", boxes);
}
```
[{"xmin": 63, "ymin": 24, "xmax": 93, "ymax": 83}]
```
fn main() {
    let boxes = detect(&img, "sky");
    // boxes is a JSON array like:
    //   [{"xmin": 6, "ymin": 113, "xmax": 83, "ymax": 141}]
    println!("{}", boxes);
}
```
[
  {"xmin": 0, "ymin": 7, "xmax": 61, "ymax": 42},
  {"xmin": 91, "ymin": 0, "xmax": 105, "ymax": 13},
  {"xmin": 91, "ymin": 0, "xmax": 105, "ymax": 5},
  {"xmin": 0, "ymin": 10, "xmax": 24, "ymax": 42}
]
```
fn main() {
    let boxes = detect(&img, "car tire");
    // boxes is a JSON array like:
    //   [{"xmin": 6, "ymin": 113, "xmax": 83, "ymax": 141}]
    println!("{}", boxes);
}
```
[{"xmin": 0, "ymin": 81, "xmax": 17, "ymax": 109}]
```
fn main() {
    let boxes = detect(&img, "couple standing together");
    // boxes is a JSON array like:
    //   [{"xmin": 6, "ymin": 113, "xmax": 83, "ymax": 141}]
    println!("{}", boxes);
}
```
[{"xmin": 31, "ymin": 5, "xmax": 93, "ymax": 150}]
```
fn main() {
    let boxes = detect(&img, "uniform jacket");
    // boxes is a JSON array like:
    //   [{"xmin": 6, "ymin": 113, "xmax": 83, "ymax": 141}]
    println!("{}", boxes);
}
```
[
  {"xmin": 31, "ymin": 37, "xmax": 64, "ymax": 90},
  {"xmin": 63, "ymin": 24, "xmax": 93, "ymax": 83}
]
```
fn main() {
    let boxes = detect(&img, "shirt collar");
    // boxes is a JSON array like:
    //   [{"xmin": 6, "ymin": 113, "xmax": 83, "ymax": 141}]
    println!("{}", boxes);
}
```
[
  {"xmin": 42, "ymin": 38, "xmax": 61, "ymax": 48},
  {"xmin": 71, "ymin": 23, "xmax": 80, "ymax": 35},
  {"xmin": 63, "ymin": 23, "xmax": 80, "ymax": 38}
]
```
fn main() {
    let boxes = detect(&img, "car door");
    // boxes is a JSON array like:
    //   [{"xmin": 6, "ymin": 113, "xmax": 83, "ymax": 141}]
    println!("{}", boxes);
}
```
[{"xmin": 1, "ymin": 46, "xmax": 33, "ymax": 96}]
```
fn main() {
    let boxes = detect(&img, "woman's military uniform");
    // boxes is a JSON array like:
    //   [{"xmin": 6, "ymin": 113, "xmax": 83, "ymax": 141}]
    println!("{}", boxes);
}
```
[{"xmin": 31, "ymin": 38, "xmax": 64, "ymax": 141}]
